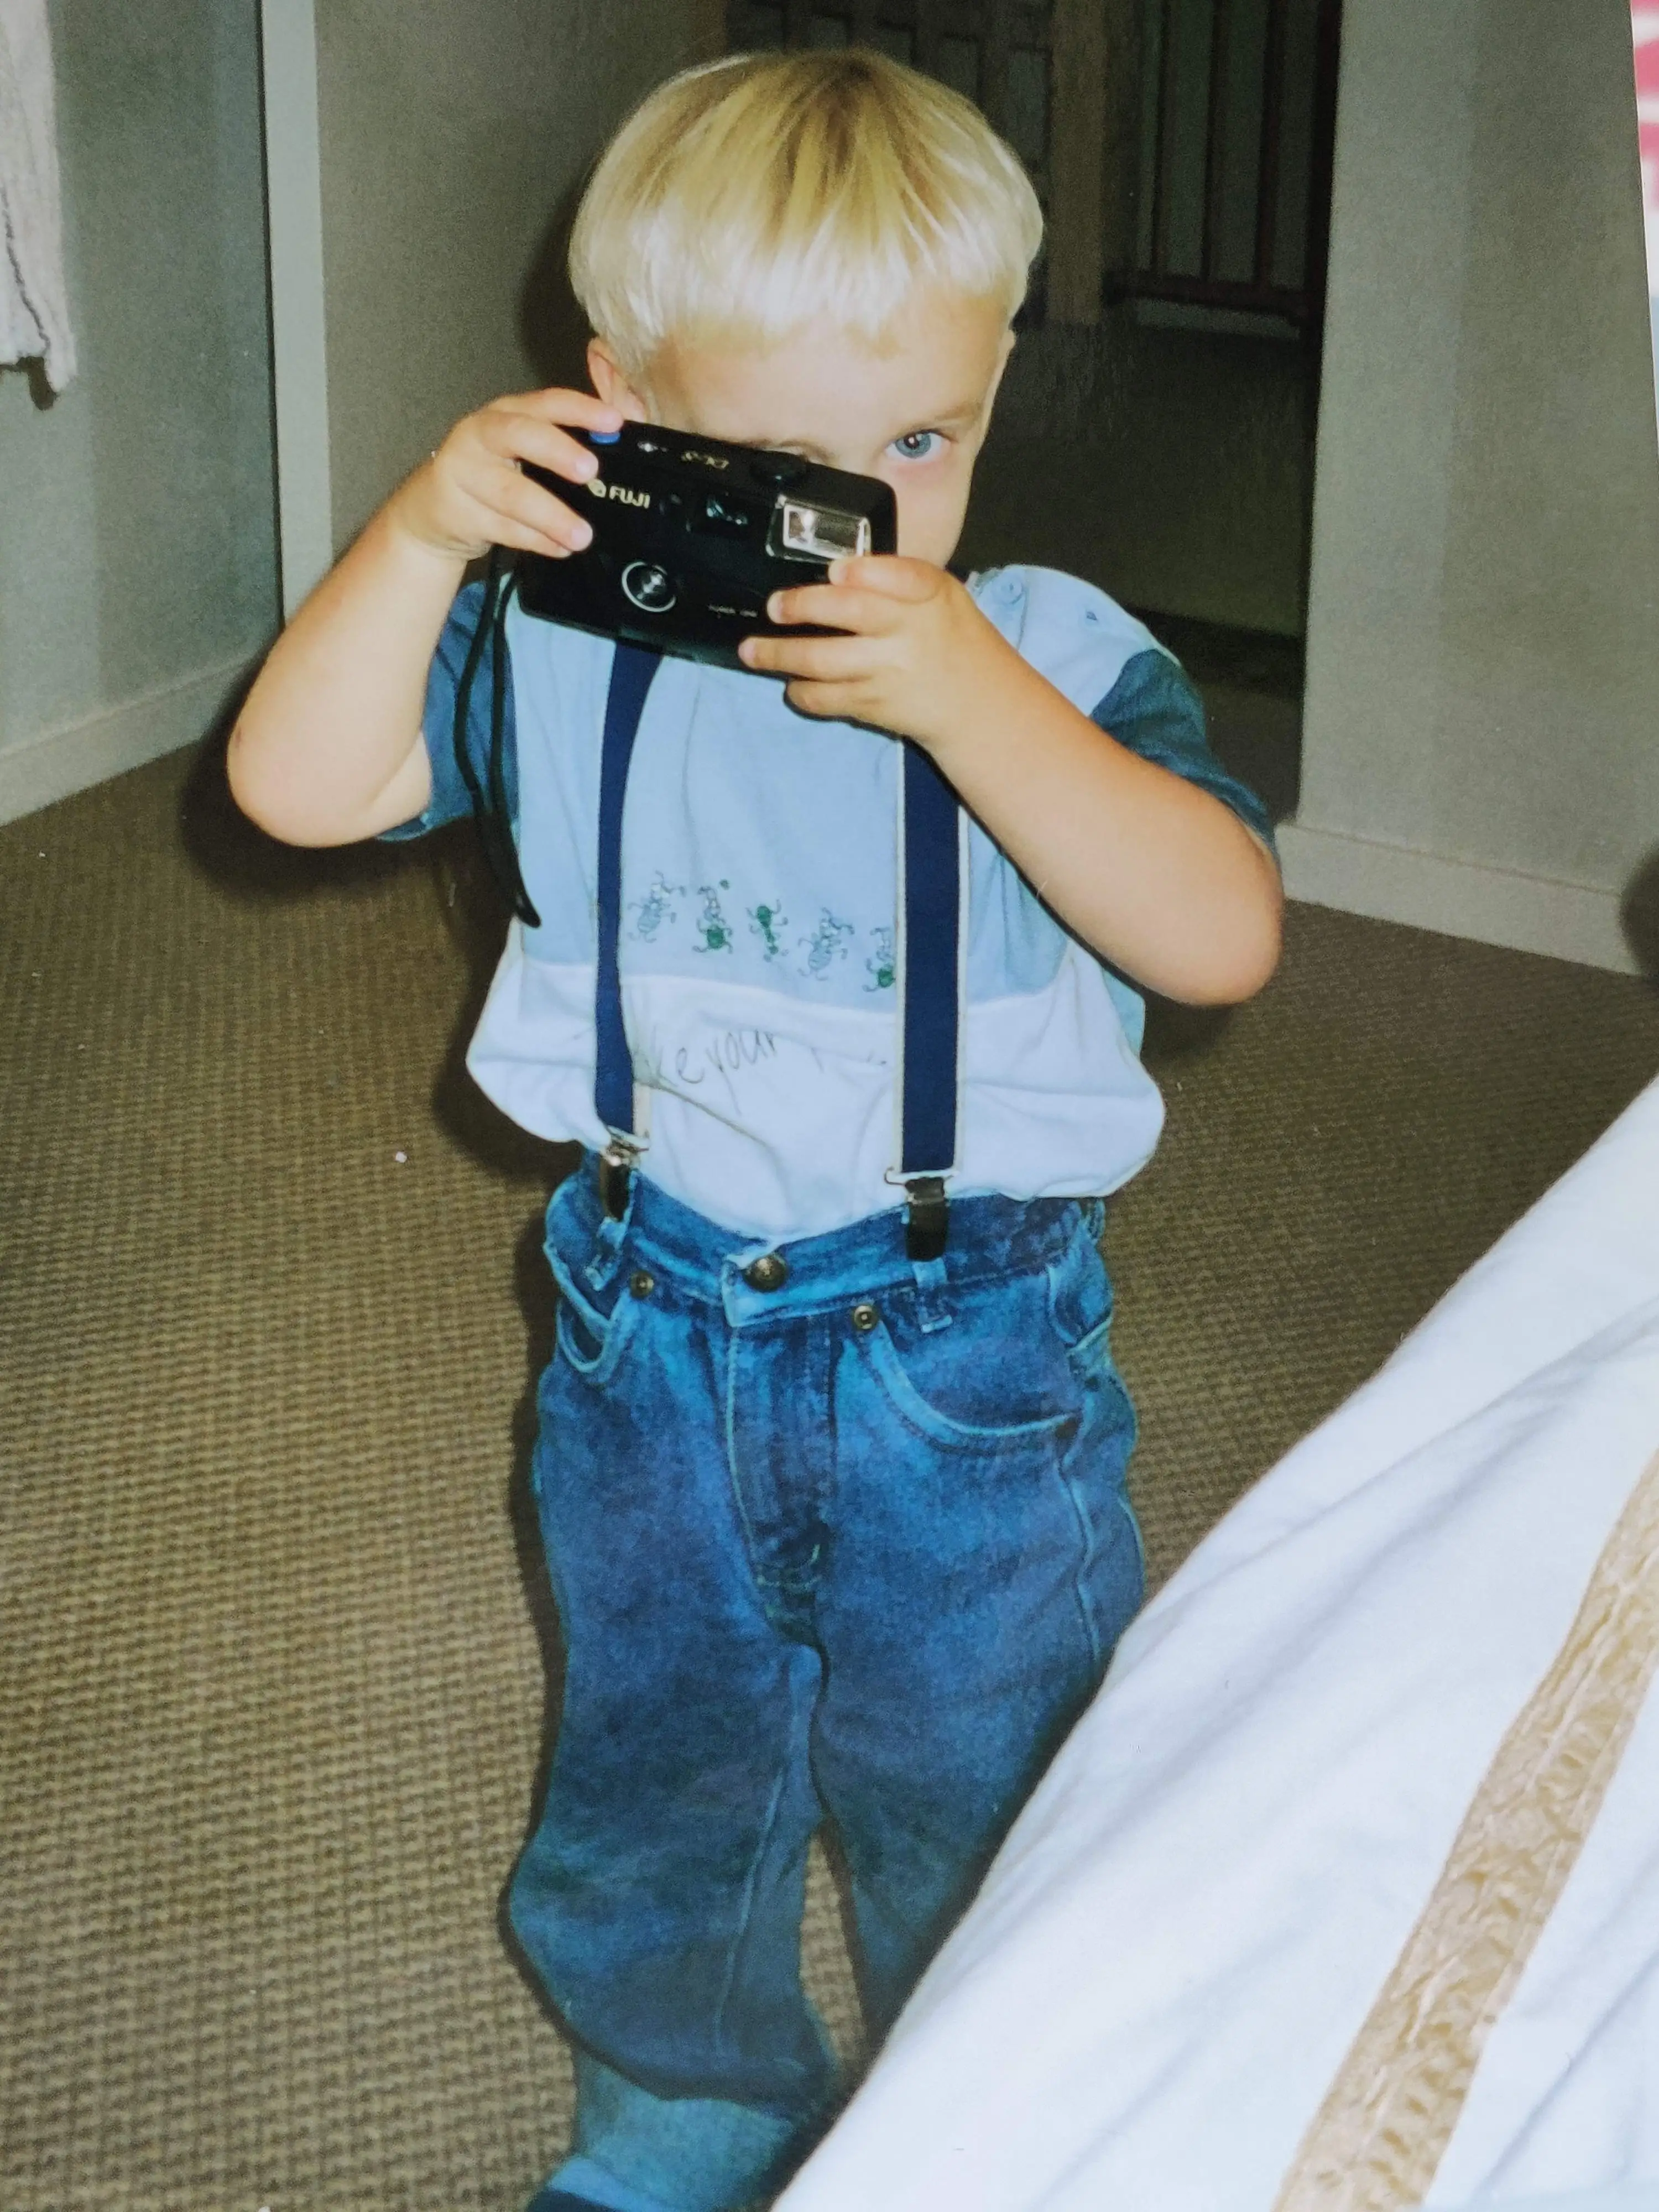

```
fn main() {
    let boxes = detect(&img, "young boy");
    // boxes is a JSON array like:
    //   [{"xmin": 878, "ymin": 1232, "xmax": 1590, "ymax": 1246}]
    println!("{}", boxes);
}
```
[{"xmin": 229, "ymin": 47, "xmax": 1281, "ymax": 2212}]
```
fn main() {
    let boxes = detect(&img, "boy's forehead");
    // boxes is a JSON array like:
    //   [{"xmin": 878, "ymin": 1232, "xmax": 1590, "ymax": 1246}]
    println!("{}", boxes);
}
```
[{"xmin": 649, "ymin": 295, "xmax": 1009, "ymax": 453}]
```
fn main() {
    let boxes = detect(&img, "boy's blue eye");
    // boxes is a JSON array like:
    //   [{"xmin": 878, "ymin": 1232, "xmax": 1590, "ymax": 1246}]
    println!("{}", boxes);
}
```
[{"xmin": 890, "ymin": 429, "xmax": 942, "ymax": 460}]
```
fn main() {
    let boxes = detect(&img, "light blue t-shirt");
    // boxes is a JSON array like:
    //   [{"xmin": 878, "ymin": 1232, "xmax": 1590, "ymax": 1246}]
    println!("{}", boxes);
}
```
[{"xmin": 389, "ymin": 565, "xmax": 1272, "ymax": 1239}]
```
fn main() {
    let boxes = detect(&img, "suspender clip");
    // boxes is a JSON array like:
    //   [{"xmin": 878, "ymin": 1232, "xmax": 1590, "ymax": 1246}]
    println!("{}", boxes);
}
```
[
  {"xmin": 904, "ymin": 1176, "xmax": 950, "ymax": 1262},
  {"xmin": 599, "ymin": 1136, "xmax": 642, "ymax": 1220}
]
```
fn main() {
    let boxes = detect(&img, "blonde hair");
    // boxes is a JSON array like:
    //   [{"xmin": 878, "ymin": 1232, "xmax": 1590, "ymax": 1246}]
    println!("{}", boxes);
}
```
[{"xmin": 569, "ymin": 46, "xmax": 1044, "ymax": 379}]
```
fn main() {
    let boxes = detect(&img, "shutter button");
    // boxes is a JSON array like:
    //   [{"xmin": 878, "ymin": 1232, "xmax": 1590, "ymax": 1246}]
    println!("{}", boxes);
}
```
[
  {"xmin": 743, "ymin": 1251, "xmax": 789, "ymax": 1292},
  {"xmin": 749, "ymin": 451, "xmax": 810, "ymax": 488},
  {"xmin": 850, "ymin": 1300, "xmax": 880, "ymax": 1333}
]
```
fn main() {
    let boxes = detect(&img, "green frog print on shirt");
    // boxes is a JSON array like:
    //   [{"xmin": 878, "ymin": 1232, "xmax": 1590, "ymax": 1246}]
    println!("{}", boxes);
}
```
[
  {"xmin": 629, "ymin": 876, "xmax": 887, "ymax": 985},
  {"xmin": 864, "ymin": 926, "xmax": 896, "ymax": 992},
  {"xmin": 630, "ymin": 873, "xmax": 684, "ymax": 942},
  {"xmin": 694, "ymin": 881, "xmax": 734, "ymax": 954},
  {"xmin": 800, "ymin": 910, "xmax": 855, "ymax": 979},
  {"xmin": 748, "ymin": 901, "xmax": 789, "ymax": 961}
]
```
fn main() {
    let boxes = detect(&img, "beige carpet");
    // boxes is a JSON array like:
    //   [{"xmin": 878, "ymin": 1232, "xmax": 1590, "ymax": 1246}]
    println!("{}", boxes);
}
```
[{"xmin": 3, "ymin": 739, "xmax": 1656, "ymax": 2211}]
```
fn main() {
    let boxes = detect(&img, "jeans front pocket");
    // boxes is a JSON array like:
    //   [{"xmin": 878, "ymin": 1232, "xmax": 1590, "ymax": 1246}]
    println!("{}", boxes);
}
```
[
  {"xmin": 1045, "ymin": 1207, "xmax": 1114, "ymax": 1353},
  {"xmin": 854, "ymin": 1258, "xmax": 1087, "ymax": 1452},
  {"xmin": 859, "ymin": 1315, "xmax": 1079, "ymax": 1450}
]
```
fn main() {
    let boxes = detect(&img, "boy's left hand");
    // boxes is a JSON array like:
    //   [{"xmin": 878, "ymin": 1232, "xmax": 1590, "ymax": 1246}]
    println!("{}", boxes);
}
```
[{"xmin": 738, "ymin": 557, "xmax": 1023, "ymax": 752}]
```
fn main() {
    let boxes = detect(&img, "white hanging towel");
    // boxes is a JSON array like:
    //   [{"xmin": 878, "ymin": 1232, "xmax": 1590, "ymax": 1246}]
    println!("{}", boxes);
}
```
[{"xmin": 0, "ymin": 0, "xmax": 75, "ymax": 390}]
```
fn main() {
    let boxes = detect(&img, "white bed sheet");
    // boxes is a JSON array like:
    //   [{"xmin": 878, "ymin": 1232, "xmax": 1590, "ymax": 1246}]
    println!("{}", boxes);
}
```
[{"xmin": 780, "ymin": 1077, "xmax": 1659, "ymax": 2212}]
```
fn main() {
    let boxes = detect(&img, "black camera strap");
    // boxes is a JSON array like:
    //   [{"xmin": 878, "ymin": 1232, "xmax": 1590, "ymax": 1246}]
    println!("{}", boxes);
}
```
[
  {"xmin": 591, "ymin": 645, "xmax": 963, "ymax": 1259},
  {"xmin": 453, "ymin": 547, "xmax": 541, "ymax": 927},
  {"xmin": 593, "ymin": 643, "xmax": 664, "ymax": 1218}
]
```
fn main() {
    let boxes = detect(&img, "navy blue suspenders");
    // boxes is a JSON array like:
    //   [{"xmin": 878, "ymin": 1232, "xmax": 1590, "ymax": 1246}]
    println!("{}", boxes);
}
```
[
  {"xmin": 892, "ymin": 743, "xmax": 961, "ymax": 1260},
  {"xmin": 593, "ymin": 645, "xmax": 661, "ymax": 1142},
  {"xmin": 592, "ymin": 645, "xmax": 962, "ymax": 1260}
]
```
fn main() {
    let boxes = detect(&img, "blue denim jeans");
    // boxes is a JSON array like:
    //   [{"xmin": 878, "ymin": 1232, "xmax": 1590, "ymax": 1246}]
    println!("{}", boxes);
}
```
[{"xmin": 510, "ymin": 1158, "xmax": 1142, "ymax": 2212}]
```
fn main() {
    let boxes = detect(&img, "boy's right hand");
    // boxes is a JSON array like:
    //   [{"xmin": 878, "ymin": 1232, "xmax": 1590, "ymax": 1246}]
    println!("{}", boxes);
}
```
[{"xmin": 388, "ymin": 387, "xmax": 626, "ymax": 564}]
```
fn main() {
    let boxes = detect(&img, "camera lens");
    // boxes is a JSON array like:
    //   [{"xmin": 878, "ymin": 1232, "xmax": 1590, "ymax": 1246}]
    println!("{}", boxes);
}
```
[
  {"xmin": 622, "ymin": 561, "xmax": 677, "ymax": 613},
  {"xmin": 697, "ymin": 492, "xmax": 758, "ymax": 538}
]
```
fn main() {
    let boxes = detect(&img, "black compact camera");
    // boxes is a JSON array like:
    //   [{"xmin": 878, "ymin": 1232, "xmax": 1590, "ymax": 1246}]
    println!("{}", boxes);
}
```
[{"xmin": 516, "ymin": 421, "xmax": 898, "ymax": 667}]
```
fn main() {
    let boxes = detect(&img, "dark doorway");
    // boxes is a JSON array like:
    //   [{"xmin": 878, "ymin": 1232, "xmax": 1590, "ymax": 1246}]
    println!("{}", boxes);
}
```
[{"xmin": 723, "ymin": 0, "xmax": 1344, "ymax": 826}]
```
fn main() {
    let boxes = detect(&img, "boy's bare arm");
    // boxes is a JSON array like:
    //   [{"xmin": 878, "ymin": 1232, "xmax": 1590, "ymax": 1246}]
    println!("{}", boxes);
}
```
[
  {"xmin": 744, "ymin": 559, "xmax": 1283, "ymax": 1006},
  {"xmin": 227, "ymin": 389, "xmax": 622, "ymax": 847}
]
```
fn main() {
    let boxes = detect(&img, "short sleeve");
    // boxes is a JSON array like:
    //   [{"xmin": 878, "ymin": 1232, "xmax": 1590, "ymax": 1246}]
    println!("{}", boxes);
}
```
[
  {"xmin": 379, "ymin": 579, "xmax": 519, "ymax": 842},
  {"xmin": 1090, "ymin": 648, "xmax": 1277, "ymax": 857}
]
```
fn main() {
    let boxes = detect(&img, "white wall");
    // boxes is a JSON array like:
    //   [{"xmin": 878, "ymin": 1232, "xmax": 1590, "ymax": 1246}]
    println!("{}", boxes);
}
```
[
  {"xmin": 0, "ymin": 0, "xmax": 723, "ymax": 825},
  {"xmin": 1286, "ymin": 0, "xmax": 1659, "ymax": 973},
  {"xmin": 0, "ymin": 1, "xmax": 278, "ymax": 825},
  {"xmin": 265, "ymin": 0, "xmax": 722, "ymax": 612}
]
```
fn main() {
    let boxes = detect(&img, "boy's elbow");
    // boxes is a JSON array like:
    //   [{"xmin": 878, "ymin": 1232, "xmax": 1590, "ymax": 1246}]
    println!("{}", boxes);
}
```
[
  {"xmin": 226, "ymin": 718, "xmax": 315, "ymax": 846},
  {"xmin": 1222, "ymin": 858, "xmax": 1285, "ymax": 1001},
  {"xmin": 225, "ymin": 718, "xmax": 283, "ymax": 836},
  {"xmin": 226, "ymin": 716, "xmax": 413, "ymax": 848},
  {"xmin": 1186, "ymin": 847, "xmax": 1284, "ymax": 1005},
  {"xmin": 1220, "ymin": 903, "xmax": 1282, "ymax": 1002}
]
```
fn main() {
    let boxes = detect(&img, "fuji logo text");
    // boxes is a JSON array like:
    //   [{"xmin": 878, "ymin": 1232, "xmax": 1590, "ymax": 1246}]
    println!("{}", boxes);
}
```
[{"xmin": 588, "ymin": 480, "xmax": 651, "ymax": 508}]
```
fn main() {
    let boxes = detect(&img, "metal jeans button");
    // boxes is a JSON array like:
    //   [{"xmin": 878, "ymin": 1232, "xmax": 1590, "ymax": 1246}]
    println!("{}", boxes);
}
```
[
  {"xmin": 629, "ymin": 1269, "xmax": 656, "ymax": 1299},
  {"xmin": 849, "ymin": 1300, "xmax": 880, "ymax": 1333},
  {"xmin": 743, "ymin": 1251, "xmax": 789, "ymax": 1292}
]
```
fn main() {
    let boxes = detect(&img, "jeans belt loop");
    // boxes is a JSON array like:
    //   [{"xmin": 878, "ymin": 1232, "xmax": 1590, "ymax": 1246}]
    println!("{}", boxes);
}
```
[
  {"xmin": 587, "ymin": 1146, "xmax": 638, "ymax": 1286},
  {"xmin": 909, "ymin": 1245, "xmax": 954, "ymax": 1334}
]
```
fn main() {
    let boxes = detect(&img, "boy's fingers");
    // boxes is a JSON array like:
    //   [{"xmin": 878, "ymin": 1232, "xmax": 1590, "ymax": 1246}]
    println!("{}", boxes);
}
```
[
  {"xmin": 491, "ymin": 465, "xmax": 593, "ymax": 551},
  {"xmin": 435, "ymin": 390, "xmax": 621, "ymax": 476},
  {"xmin": 766, "ymin": 583, "xmax": 900, "ymax": 633},
  {"xmin": 483, "ymin": 519, "xmax": 576, "ymax": 559},
  {"xmin": 781, "ymin": 681, "xmax": 854, "ymax": 719},
  {"xmin": 826, "ymin": 554, "xmax": 938, "ymax": 599},
  {"xmin": 740, "ymin": 631, "xmax": 874, "ymax": 680},
  {"xmin": 481, "ymin": 410, "xmax": 603, "ymax": 486},
  {"xmin": 502, "ymin": 387, "xmax": 627, "ymax": 431}
]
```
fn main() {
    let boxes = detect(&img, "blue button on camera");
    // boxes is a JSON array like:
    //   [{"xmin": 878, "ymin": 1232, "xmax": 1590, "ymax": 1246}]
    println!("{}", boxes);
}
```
[{"xmin": 589, "ymin": 429, "xmax": 622, "ymax": 445}]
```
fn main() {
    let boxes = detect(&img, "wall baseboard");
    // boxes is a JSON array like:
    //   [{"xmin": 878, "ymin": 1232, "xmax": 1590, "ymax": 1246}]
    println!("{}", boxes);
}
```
[
  {"xmin": 1277, "ymin": 820, "xmax": 1642, "ymax": 976},
  {"xmin": 3, "ymin": 688, "xmax": 1645, "ymax": 973},
  {"xmin": 0, "ymin": 655, "xmax": 251, "ymax": 828}
]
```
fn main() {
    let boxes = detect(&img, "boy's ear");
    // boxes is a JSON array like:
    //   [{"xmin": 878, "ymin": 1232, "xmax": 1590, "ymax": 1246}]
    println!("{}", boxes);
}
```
[{"xmin": 587, "ymin": 338, "xmax": 650, "ymax": 420}]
